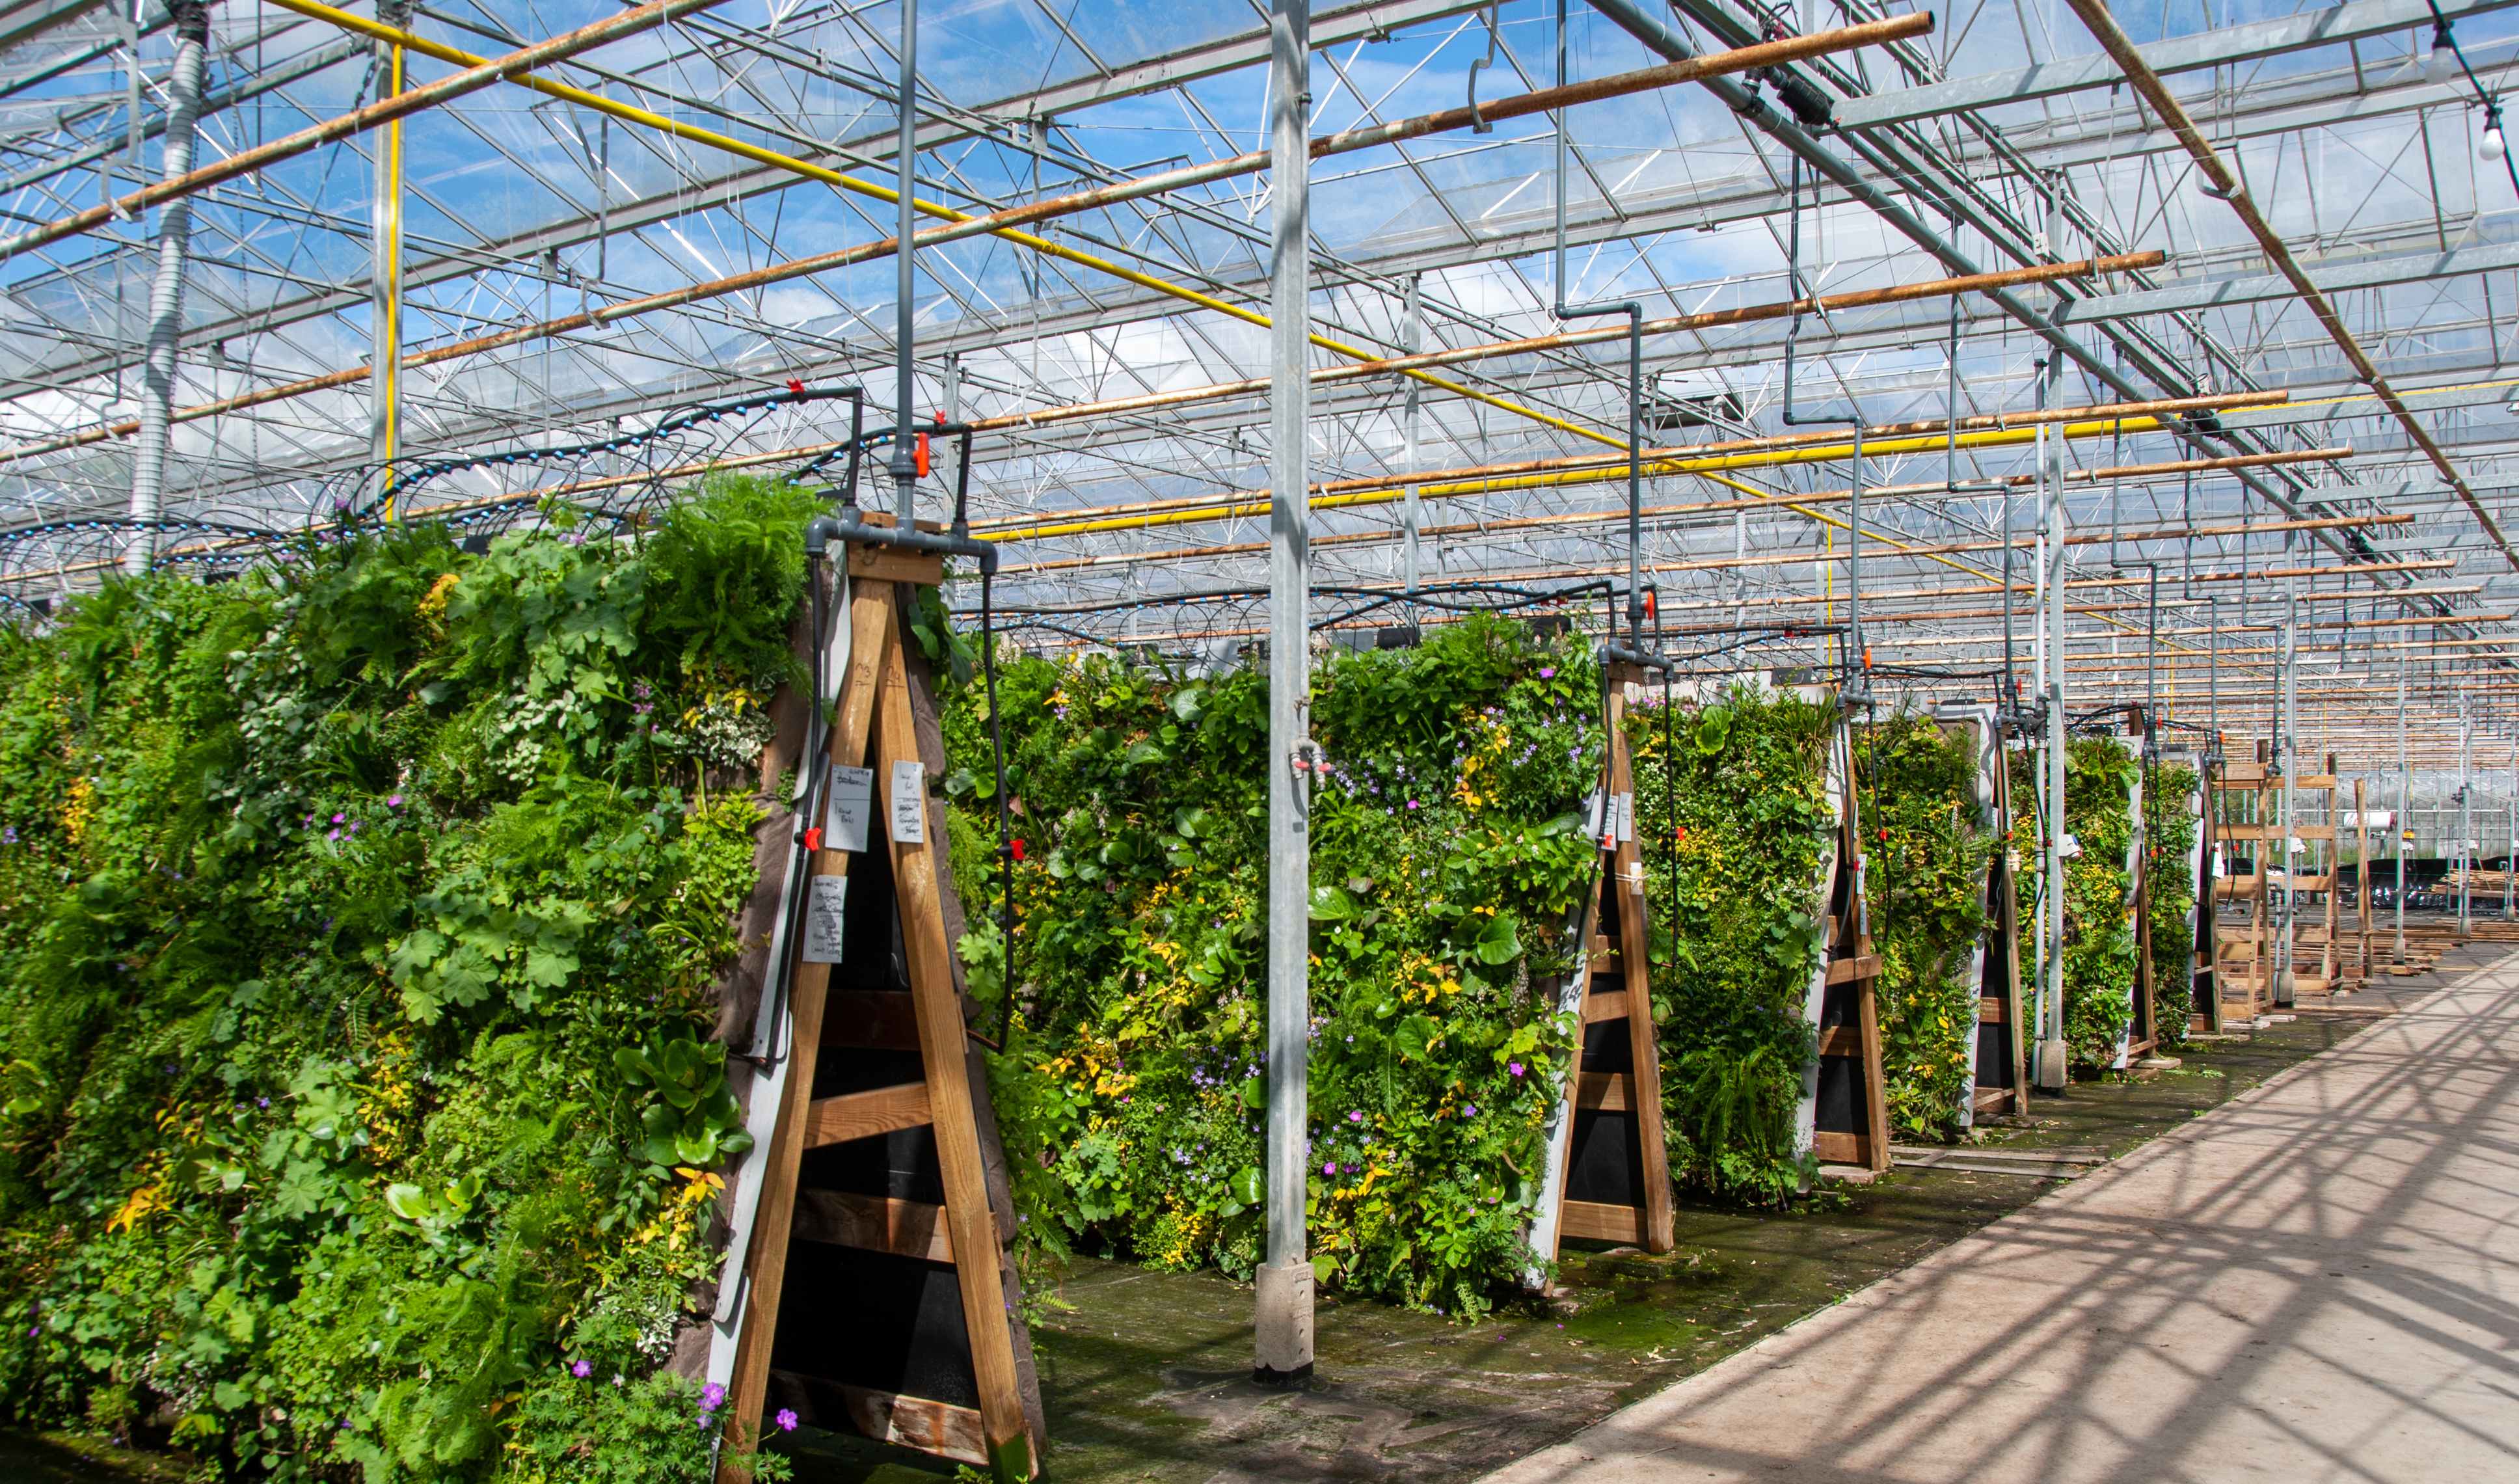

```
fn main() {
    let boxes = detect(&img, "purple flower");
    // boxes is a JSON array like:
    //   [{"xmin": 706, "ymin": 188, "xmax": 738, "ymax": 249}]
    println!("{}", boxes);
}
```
[
  {"xmin": 1323, "ymin": 1162, "xmax": 1337, "ymax": 1175},
  {"xmin": 1347, "ymin": 1110, "xmax": 1362, "ymax": 1122},
  {"xmin": 2, "ymin": 826, "xmax": 15, "ymax": 844},
  {"xmin": 256, "ymin": 1097, "xmax": 269, "ymax": 1109},
  {"xmin": 1508, "ymin": 1061, "xmax": 1526, "ymax": 1077},
  {"xmin": 386, "ymin": 794, "xmax": 403, "ymax": 808},
  {"xmin": 1464, "ymin": 1103, "xmax": 1479, "ymax": 1116},
  {"xmin": 700, "ymin": 1382, "xmax": 727, "ymax": 1412},
  {"xmin": 775, "ymin": 1409, "xmax": 799, "ymax": 1433},
  {"xmin": 570, "ymin": 1360, "xmax": 591, "ymax": 1379},
  {"xmin": 1407, "ymin": 799, "xmax": 1420, "ymax": 811},
  {"xmin": 330, "ymin": 813, "xmax": 345, "ymax": 824},
  {"xmin": 1539, "ymin": 667, "xmax": 1556, "ymax": 679},
  {"xmin": 327, "ymin": 828, "xmax": 341, "ymax": 841}
]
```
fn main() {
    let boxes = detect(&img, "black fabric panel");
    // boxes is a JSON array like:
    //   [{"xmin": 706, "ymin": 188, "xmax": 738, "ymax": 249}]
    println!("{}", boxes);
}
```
[
  {"xmin": 811, "ymin": 1046, "xmax": 926, "ymax": 1100},
  {"xmin": 1565, "ymin": 1111, "xmax": 1639, "ymax": 1205},
  {"xmin": 1814, "ymin": 1055, "xmax": 1858, "ymax": 1134},
  {"xmin": 837, "ymin": 837, "xmax": 911, "ymax": 993},
  {"xmin": 1580, "ymin": 1018, "xmax": 1631, "ymax": 1072},
  {"xmin": 1976, "ymin": 1020, "xmax": 2014, "ymax": 1089},
  {"xmin": 799, "ymin": 1124, "xmax": 945, "ymax": 1206},
  {"xmin": 770, "ymin": 1246, "xmax": 976, "ymax": 1407}
]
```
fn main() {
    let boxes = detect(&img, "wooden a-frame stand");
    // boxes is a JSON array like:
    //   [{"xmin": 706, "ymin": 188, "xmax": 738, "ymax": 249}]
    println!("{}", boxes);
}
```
[
  {"xmin": 2190, "ymin": 741, "xmax": 2224, "ymax": 1035},
  {"xmin": 2117, "ymin": 727, "xmax": 2159, "ymax": 1069},
  {"xmin": 1935, "ymin": 703, "xmax": 2027, "ymax": 1124},
  {"xmin": 1529, "ymin": 664, "xmax": 1674, "ymax": 1265},
  {"xmin": 715, "ymin": 548, "xmax": 1044, "ymax": 1480},
  {"xmin": 1803, "ymin": 714, "xmax": 1891, "ymax": 1174}
]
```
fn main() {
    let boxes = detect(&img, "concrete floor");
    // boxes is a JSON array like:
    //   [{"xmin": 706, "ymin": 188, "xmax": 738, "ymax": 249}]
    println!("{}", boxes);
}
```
[{"xmin": 1484, "ymin": 947, "xmax": 2519, "ymax": 1484}]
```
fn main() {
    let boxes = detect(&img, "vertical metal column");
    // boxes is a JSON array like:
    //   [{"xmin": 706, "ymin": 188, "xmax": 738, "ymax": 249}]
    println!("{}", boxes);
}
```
[
  {"xmin": 2272, "ymin": 589, "xmax": 2298, "ymax": 1006},
  {"xmin": 370, "ymin": 0, "xmax": 407, "ymax": 516},
  {"xmin": 1401, "ymin": 273, "xmax": 1421, "ymax": 601},
  {"xmin": 2036, "ymin": 367, "xmax": 2068, "ymax": 1092},
  {"xmin": 2507, "ymin": 748, "xmax": 2514, "ymax": 921},
  {"xmin": 2460, "ymin": 701, "xmax": 2473, "ymax": 938},
  {"xmin": 2395, "ymin": 646, "xmax": 2408, "ymax": 964},
  {"xmin": 888, "ymin": 0, "xmax": 920, "ymax": 525},
  {"xmin": 1255, "ymin": 0, "xmax": 1315, "ymax": 1386},
  {"xmin": 126, "ymin": 0, "xmax": 213, "ymax": 573}
]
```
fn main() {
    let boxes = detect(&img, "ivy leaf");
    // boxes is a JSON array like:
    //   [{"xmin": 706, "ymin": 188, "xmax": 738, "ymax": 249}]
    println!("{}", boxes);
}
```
[{"xmin": 1231, "ymin": 1167, "xmax": 1265, "ymax": 1206}]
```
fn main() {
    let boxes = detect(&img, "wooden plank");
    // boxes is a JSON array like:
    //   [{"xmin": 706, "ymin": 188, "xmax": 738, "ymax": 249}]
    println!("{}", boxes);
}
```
[
  {"xmin": 846, "ymin": 544, "xmax": 945, "ymax": 585},
  {"xmin": 720, "ymin": 578, "xmax": 893, "ymax": 1481},
  {"xmin": 1825, "ymin": 952, "xmax": 1882, "ymax": 986},
  {"xmin": 791, "ymin": 1189, "xmax": 953, "ymax": 1263},
  {"xmin": 1817, "ymin": 1023, "xmax": 1861, "ymax": 1058},
  {"xmin": 1977, "ymin": 997, "xmax": 2004, "ymax": 1023},
  {"xmin": 803, "ymin": 1083, "xmax": 932, "ymax": 1147},
  {"xmin": 825, "ymin": 991, "xmax": 921, "ymax": 1051},
  {"xmin": 1582, "ymin": 989, "xmax": 1630, "ymax": 1023},
  {"xmin": 1575, "ymin": 1070, "xmax": 1632, "ymax": 1113},
  {"xmin": 1559, "ymin": 1199, "xmax": 1645, "ymax": 1243},
  {"xmin": 878, "ymin": 621, "xmax": 1036, "ymax": 1477},
  {"xmin": 1972, "ymin": 1086, "xmax": 2016, "ymax": 1114},
  {"xmin": 1602, "ymin": 669, "xmax": 1675, "ymax": 1255},
  {"xmin": 1811, "ymin": 1129, "xmax": 1863, "ymax": 1165},
  {"xmin": 767, "ymin": 1373, "xmax": 986, "ymax": 1467}
]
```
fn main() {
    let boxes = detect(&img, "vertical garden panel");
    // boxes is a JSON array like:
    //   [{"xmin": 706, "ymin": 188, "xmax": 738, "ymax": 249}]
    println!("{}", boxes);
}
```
[
  {"xmin": 1860, "ymin": 707, "xmax": 2000, "ymax": 1142},
  {"xmin": 945, "ymin": 615, "xmax": 1603, "ymax": 1313},
  {"xmin": 1628, "ymin": 682, "xmax": 1835, "ymax": 1204}
]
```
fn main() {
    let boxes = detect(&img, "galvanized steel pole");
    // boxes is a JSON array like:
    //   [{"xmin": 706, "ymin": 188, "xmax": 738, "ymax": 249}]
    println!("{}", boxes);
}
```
[
  {"xmin": 2274, "ymin": 587, "xmax": 2298, "ymax": 1006},
  {"xmin": 2396, "ymin": 646, "xmax": 2408, "ymax": 964},
  {"xmin": 1255, "ymin": 0, "xmax": 1315, "ymax": 1386},
  {"xmin": 2460, "ymin": 701, "xmax": 2473, "ymax": 938},
  {"xmin": 2038, "ymin": 357, "xmax": 2069, "ymax": 1090},
  {"xmin": 889, "ymin": 0, "xmax": 919, "ymax": 525}
]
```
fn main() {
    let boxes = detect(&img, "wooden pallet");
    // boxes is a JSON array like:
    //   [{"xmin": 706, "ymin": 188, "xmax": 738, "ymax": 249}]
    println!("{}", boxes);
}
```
[
  {"xmin": 1805, "ymin": 717, "xmax": 1891, "ymax": 1173},
  {"xmin": 1531, "ymin": 665, "xmax": 1673, "ymax": 1260},
  {"xmin": 711, "ymin": 552, "xmax": 1044, "ymax": 1481}
]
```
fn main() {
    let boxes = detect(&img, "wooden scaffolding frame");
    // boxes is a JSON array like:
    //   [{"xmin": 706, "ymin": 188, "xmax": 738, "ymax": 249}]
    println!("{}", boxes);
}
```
[
  {"xmin": 1529, "ymin": 663, "xmax": 1675, "ymax": 1263},
  {"xmin": 712, "ymin": 545, "xmax": 1045, "ymax": 1481},
  {"xmin": 1802, "ymin": 714, "xmax": 1891, "ymax": 1173},
  {"xmin": 2211, "ymin": 743, "xmax": 2344, "ymax": 1016},
  {"xmin": 2119, "ymin": 727, "xmax": 2159, "ymax": 1068},
  {"xmin": 1935, "ymin": 703, "xmax": 2027, "ymax": 1124},
  {"xmin": 2190, "ymin": 742, "xmax": 2223, "ymax": 1036}
]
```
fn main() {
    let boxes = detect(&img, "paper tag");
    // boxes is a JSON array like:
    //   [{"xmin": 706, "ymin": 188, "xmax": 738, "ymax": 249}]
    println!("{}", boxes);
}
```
[
  {"xmin": 800, "ymin": 875, "xmax": 847, "ymax": 964},
  {"xmin": 824, "ymin": 764, "xmax": 873, "ymax": 852},
  {"xmin": 889, "ymin": 760, "xmax": 928, "ymax": 844},
  {"xmin": 1615, "ymin": 792, "xmax": 1635, "ymax": 843}
]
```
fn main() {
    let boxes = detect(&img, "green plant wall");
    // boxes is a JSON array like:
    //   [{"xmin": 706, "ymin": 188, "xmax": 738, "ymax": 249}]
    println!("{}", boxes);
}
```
[
  {"xmin": 1858, "ymin": 714, "xmax": 1995, "ymax": 1142},
  {"xmin": 2012, "ymin": 737, "xmax": 2140, "ymax": 1068},
  {"xmin": 1626, "ymin": 686, "xmax": 1833, "ymax": 1206},
  {"xmin": 2146, "ymin": 761, "xmax": 2202, "ymax": 1041},
  {"xmin": 0, "ymin": 479, "xmax": 820, "ymax": 1481},
  {"xmin": 941, "ymin": 615, "xmax": 1600, "ymax": 1317}
]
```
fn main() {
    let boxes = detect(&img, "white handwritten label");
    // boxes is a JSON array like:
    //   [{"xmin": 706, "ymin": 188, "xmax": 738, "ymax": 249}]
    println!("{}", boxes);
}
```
[
  {"xmin": 824, "ymin": 764, "xmax": 874, "ymax": 852},
  {"xmin": 1615, "ymin": 792, "xmax": 1635, "ymax": 843},
  {"xmin": 800, "ymin": 875, "xmax": 848, "ymax": 964},
  {"xmin": 889, "ymin": 759, "xmax": 928, "ymax": 844}
]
